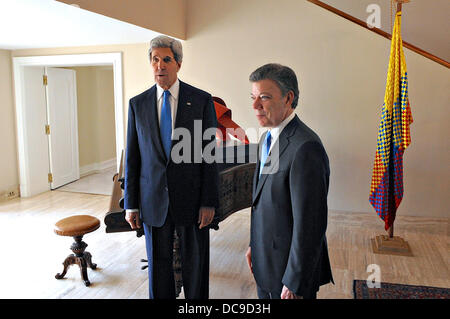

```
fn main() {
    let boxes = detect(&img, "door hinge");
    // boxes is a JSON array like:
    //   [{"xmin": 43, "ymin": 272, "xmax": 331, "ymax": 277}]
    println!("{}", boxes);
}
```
[
  {"xmin": 48, "ymin": 173, "xmax": 53, "ymax": 183},
  {"xmin": 45, "ymin": 124, "xmax": 50, "ymax": 135},
  {"xmin": 43, "ymin": 75, "xmax": 48, "ymax": 86}
]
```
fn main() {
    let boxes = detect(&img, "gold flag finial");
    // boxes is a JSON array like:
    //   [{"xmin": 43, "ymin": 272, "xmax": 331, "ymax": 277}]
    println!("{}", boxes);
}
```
[
  {"xmin": 394, "ymin": 0, "xmax": 410, "ymax": 11},
  {"xmin": 391, "ymin": 0, "xmax": 410, "ymax": 30}
]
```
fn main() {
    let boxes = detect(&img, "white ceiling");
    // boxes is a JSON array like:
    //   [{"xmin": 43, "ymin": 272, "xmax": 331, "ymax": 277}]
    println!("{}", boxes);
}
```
[{"xmin": 0, "ymin": 0, "xmax": 162, "ymax": 50}]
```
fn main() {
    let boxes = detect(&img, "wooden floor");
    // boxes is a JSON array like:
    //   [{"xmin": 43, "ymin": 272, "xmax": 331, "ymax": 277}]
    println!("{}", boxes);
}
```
[{"xmin": 0, "ymin": 190, "xmax": 448, "ymax": 299}]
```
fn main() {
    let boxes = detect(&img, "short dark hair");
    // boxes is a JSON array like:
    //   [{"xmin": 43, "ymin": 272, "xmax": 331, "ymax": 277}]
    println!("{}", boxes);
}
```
[{"xmin": 249, "ymin": 63, "xmax": 299, "ymax": 109}]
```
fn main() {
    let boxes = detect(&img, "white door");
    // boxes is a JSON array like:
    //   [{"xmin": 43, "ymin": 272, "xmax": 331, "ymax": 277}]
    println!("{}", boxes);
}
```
[
  {"xmin": 20, "ymin": 66, "xmax": 50, "ymax": 196},
  {"xmin": 45, "ymin": 67, "xmax": 80, "ymax": 189}
]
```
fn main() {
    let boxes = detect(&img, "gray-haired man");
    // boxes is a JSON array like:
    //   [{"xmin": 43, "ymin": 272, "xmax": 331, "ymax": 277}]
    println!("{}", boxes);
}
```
[
  {"xmin": 124, "ymin": 35, "xmax": 219, "ymax": 299},
  {"xmin": 245, "ymin": 63, "xmax": 334, "ymax": 299}
]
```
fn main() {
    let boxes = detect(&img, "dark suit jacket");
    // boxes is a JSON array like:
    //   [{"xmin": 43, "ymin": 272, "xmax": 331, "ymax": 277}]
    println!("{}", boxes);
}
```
[
  {"xmin": 124, "ymin": 81, "xmax": 219, "ymax": 227},
  {"xmin": 250, "ymin": 115, "xmax": 334, "ymax": 296}
]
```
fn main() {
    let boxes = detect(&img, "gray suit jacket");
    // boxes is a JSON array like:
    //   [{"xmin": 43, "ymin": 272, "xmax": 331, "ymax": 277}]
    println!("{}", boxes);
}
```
[{"xmin": 250, "ymin": 115, "xmax": 334, "ymax": 296}]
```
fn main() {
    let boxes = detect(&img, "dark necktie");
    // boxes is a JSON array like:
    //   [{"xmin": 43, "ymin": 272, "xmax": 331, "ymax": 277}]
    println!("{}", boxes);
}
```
[
  {"xmin": 160, "ymin": 90, "xmax": 172, "ymax": 159},
  {"xmin": 259, "ymin": 131, "xmax": 272, "ymax": 176}
]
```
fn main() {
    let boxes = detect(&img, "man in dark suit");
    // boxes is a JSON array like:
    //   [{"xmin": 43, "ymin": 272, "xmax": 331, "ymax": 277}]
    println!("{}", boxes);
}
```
[
  {"xmin": 124, "ymin": 35, "xmax": 219, "ymax": 299},
  {"xmin": 245, "ymin": 63, "xmax": 334, "ymax": 299}
]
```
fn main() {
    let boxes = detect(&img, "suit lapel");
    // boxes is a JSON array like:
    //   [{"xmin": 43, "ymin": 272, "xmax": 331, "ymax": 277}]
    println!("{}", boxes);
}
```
[
  {"xmin": 252, "ymin": 136, "xmax": 263, "ymax": 199},
  {"xmin": 252, "ymin": 116, "xmax": 299, "ymax": 204},
  {"xmin": 174, "ymin": 81, "xmax": 190, "ymax": 132},
  {"xmin": 144, "ymin": 85, "xmax": 166, "ymax": 162}
]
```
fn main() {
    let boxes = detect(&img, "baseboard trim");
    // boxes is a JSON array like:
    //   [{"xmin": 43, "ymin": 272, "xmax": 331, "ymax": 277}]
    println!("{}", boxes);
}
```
[{"xmin": 80, "ymin": 158, "xmax": 116, "ymax": 177}]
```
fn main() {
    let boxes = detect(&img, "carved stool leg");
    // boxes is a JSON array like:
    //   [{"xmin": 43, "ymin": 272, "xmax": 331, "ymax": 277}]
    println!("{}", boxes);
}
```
[
  {"xmin": 55, "ymin": 254, "xmax": 76, "ymax": 279},
  {"xmin": 84, "ymin": 251, "xmax": 97, "ymax": 270},
  {"xmin": 55, "ymin": 235, "xmax": 97, "ymax": 286},
  {"xmin": 76, "ymin": 257, "xmax": 90, "ymax": 287}
]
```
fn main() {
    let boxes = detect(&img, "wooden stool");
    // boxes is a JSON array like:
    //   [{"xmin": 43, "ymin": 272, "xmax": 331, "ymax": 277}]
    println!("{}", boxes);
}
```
[{"xmin": 54, "ymin": 215, "xmax": 100, "ymax": 286}]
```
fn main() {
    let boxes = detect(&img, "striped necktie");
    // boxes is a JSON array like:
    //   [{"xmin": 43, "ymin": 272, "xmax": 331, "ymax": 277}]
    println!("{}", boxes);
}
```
[
  {"xmin": 259, "ymin": 131, "xmax": 272, "ymax": 176},
  {"xmin": 160, "ymin": 90, "xmax": 172, "ymax": 159}
]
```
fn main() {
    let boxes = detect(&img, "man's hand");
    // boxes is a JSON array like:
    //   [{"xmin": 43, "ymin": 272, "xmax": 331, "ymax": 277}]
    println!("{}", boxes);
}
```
[
  {"xmin": 198, "ymin": 207, "xmax": 215, "ymax": 229},
  {"xmin": 281, "ymin": 285, "xmax": 302, "ymax": 299},
  {"xmin": 245, "ymin": 247, "xmax": 253, "ymax": 273},
  {"xmin": 125, "ymin": 211, "xmax": 142, "ymax": 229}
]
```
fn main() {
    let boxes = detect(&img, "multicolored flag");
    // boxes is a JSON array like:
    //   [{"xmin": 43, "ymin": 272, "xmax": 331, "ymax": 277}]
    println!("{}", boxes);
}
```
[{"xmin": 369, "ymin": 11, "xmax": 413, "ymax": 231}]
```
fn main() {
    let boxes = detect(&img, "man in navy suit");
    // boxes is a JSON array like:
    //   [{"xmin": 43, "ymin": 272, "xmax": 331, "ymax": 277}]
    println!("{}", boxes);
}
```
[
  {"xmin": 124, "ymin": 35, "xmax": 219, "ymax": 299},
  {"xmin": 245, "ymin": 63, "xmax": 333, "ymax": 299}
]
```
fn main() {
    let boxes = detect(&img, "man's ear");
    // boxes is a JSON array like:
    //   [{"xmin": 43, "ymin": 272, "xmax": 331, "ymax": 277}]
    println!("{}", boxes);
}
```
[
  {"xmin": 285, "ymin": 91, "xmax": 294, "ymax": 107},
  {"xmin": 177, "ymin": 61, "xmax": 182, "ymax": 71}
]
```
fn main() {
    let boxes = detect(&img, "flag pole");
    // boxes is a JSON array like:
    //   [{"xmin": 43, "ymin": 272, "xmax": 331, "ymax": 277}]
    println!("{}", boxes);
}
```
[
  {"xmin": 393, "ymin": 0, "xmax": 410, "ymax": 15},
  {"xmin": 370, "ymin": 0, "xmax": 413, "ymax": 256},
  {"xmin": 386, "ymin": 0, "xmax": 409, "ymax": 239}
]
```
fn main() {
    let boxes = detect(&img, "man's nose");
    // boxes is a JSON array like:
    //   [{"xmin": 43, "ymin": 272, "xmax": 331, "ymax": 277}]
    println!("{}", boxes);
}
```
[
  {"xmin": 252, "ymin": 98, "xmax": 261, "ymax": 109},
  {"xmin": 157, "ymin": 60, "xmax": 166, "ymax": 70}
]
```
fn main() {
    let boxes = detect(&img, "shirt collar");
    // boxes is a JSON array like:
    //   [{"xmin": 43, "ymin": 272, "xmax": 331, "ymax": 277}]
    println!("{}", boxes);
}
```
[
  {"xmin": 156, "ymin": 78, "xmax": 180, "ymax": 101},
  {"xmin": 268, "ymin": 111, "xmax": 296, "ymax": 142}
]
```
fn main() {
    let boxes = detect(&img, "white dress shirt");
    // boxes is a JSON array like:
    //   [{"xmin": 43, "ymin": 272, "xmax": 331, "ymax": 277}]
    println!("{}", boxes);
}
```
[{"xmin": 265, "ymin": 111, "xmax": 296, "ymax": 155}]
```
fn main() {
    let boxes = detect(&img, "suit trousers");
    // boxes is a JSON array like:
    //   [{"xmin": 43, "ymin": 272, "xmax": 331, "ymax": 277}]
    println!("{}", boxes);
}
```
[
  {"xmin": 256, "ymin": 284, "xmax": 317, "ymax": 299},
  {"xmin": 143, "ymin": 215, "xmax": 210, "ymax": 299}
]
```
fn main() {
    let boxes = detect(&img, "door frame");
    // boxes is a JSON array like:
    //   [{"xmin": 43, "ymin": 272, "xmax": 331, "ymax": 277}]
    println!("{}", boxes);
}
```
[{"xmin": 13, "ymin": 53, "xmax": 124, "ymax": 197}]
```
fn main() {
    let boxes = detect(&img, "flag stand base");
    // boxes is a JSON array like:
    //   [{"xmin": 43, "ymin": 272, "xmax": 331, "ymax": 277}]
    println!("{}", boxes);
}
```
[{"xmin": 371, "ymin": 235, "xmax": 413, "ymax": 257}]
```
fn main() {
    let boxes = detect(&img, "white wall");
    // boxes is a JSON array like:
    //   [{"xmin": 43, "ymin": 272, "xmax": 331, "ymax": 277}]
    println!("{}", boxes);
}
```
[
  {"xmin": 0, "ymin": 50, "xmax": 19, "ymax": 196},
  {"xmin": 68, "ymin": 66, "xmax": 116, "ymax": 170},
  {"xmin": 181, "ymin": 0, "xmax": 450, "ymax": 218}
]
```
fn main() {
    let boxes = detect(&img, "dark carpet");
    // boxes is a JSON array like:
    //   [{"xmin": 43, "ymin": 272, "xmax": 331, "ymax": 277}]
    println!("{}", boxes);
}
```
[{"xmin": 353, "ymin": 280, "xmax": 449, "ymax": 299}]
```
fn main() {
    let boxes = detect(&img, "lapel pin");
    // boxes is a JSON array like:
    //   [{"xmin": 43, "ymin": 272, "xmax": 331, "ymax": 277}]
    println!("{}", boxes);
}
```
[{"xmin": 187, "ymin": 102, "xmax": 192, "ymax": 106}]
